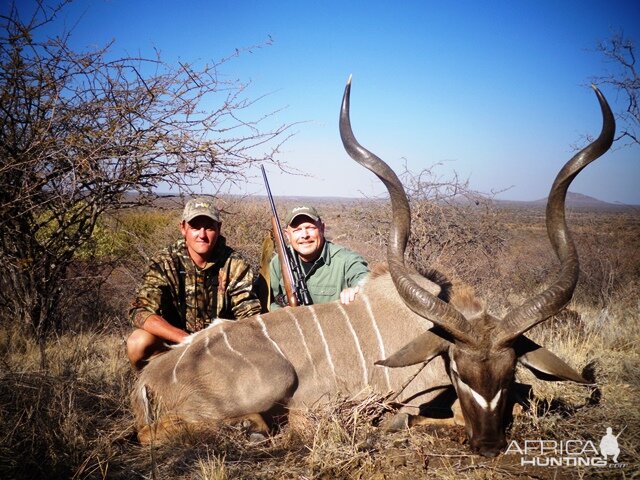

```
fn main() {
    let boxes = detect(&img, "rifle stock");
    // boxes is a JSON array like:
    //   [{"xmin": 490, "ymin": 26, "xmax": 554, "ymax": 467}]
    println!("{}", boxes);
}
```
[{"xmin": 271, "ymin": 216, "xmax": 299, "ymax": 307}]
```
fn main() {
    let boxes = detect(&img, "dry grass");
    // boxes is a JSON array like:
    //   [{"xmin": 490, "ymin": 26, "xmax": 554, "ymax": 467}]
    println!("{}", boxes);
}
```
[{"xmin": 1, "ymin": 200, "xmax": 639, "ymax": 479}]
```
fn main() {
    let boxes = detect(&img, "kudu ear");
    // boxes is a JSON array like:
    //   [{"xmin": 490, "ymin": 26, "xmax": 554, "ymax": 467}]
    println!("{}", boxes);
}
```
[
  {"xmin": 514, "ymin": 336, "xmax": 590, "ymax": 384},
  {"xmin": 375, "ymin": 331, "xmax": 449, "ymax": 368}
]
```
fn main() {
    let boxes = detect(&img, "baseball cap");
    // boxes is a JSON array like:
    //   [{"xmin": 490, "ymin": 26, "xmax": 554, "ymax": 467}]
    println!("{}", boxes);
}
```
[
  {"xmin": 182, "ymin": 198, "xmax": 221, "ymax": 223},
  {"xmin": 285, "ymin": 205, "xmax": 321, "ymax": 226}
]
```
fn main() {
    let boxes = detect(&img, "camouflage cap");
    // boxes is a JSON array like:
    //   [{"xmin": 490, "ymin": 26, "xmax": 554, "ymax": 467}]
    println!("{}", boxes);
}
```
[
  {"xmin": 182, "ymin": 198, "xmax": 221, "ymax": 223},
  {"xmin": 285, "ymin": 205, "xmax": 321, "ymax": 226}
]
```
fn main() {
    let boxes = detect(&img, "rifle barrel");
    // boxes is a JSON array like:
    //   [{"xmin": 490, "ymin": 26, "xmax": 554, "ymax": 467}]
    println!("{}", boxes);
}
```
[{"xmin": 261, "ymin": 165, "xmax": 300, "ymax": 306}]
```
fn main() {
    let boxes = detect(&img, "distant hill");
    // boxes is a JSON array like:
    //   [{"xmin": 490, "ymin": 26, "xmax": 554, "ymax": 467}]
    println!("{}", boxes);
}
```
[
  {"xmin": 533, "ymin": 192, "xmax": 631, "ymax": 208},
  {"xmin": 260, "ymin": 192, "xmax": 637, "ymax": 209},
  {"xmin": 497, "ymin": 192, "xmax": 636, "ymax": 211},
  {"xmin": 147, "ymin": 191, "xmax": 636, "ymax": 212},
  {"xmin": 532, "ymin": 192, "xmax": 596, "ymax": 206}
]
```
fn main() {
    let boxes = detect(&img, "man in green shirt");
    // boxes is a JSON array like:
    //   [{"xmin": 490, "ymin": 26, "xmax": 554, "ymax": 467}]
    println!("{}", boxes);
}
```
[
  {"xmin": 127, "ymin": 198, "xmax": 261, "ymax": 369},
  {"xmin": 269, "ymin": 205, "xmax": 369, "ymax": 310}
]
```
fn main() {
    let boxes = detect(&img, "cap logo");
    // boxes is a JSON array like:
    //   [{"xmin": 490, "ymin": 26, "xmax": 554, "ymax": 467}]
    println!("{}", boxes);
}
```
[{"xmin": 182, "ymin": 198, "xmax": 221, "ymax": 222}]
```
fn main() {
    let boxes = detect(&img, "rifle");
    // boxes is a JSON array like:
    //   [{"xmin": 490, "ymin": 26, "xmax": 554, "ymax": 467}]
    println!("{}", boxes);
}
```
[{"xmin": 261, "ymin": 166, "xmax": 312, "ymax": 307}]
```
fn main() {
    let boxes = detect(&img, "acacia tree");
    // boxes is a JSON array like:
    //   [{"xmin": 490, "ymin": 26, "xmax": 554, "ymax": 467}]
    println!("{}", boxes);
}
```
[
  {"xmin": 592, "ymin": 33, "xmax": 639, "ymax": 147},
  {"xmin": 358, "ymin": 161, "xmax": 504, "ymax": 293},
  {"xmin": 398, "ymin": 165, "xmax": 504, "ymax": 289},
  {"xmin": 0, "ymin": 1, "xmax": 292, "ymax": 362}
]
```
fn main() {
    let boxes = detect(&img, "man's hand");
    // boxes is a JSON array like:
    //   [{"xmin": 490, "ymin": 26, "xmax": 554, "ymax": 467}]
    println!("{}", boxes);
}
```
[{"xmin": 339, "ymin": 286, "xmax": 361, "ymax": 305}]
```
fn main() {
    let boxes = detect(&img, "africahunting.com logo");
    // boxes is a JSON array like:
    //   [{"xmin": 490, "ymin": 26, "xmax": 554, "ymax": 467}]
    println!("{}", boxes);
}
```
[{"xmin": 505, "ymin": 426, "xmax": 628, "ymax": 469}]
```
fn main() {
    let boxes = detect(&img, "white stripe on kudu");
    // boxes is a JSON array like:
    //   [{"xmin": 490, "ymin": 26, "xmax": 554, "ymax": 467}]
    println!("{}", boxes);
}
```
[
  {"xmin": 221, "ymin": 330, "xmax": 241, "ymax": 356},
  {"xmin": 489, "ymin": 389, "xmax": 502, "ymax": 411},
  {"xmin": 336, "ymin": 303, "xmax": 368, "ymax": 385},
  {"xmin": 455, "ymin": 377, "xmax": 489, "ymax": 410},
  {"xmin": 256, "ymin": 316, "xmax": 287, "ymax": 359},
  {"xmin": 284, "ymin": 307, "xmax": 320, "ymax": 381},
  {"xmin": 309, "ymin": 305, "xmax": 337, "ymax": 383},
  {"xmin": 361, "ymin": 293, "xmax": 391, "ymax": 390},
  {"xmin": 172, "ymin": 341, "xmax": 192, "ymax": 384},
  {"xmin": 222, "ymin": 330, "xmax": 261, "ymax": 378}
]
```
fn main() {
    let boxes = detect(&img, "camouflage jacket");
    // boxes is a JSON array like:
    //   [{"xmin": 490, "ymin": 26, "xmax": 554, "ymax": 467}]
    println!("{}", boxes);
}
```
[{"xmin": 129, "ymin": 236, "xmax": 261, "ymax": 332}]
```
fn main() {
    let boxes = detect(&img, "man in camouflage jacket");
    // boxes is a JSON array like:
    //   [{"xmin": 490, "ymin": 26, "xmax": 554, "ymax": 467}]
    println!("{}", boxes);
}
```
[{"xmin": 127, "ymin": 198, "xmax": 261, "ymax": 369}]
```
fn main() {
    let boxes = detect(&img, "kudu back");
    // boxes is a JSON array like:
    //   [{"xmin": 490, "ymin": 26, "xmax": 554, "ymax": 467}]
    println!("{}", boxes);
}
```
[{"xmin": 131, "ymin": 79, "xmax": 614, "ymax": 456}]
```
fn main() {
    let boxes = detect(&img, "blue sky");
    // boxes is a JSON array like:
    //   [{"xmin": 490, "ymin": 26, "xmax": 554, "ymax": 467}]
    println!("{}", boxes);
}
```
[{"xmin": 20, "ymin": 1, "xmax": 640, "ymax": 203}]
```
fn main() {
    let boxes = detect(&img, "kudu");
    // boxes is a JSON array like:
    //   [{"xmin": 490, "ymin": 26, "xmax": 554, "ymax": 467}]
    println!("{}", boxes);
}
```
[{"xmin": 131, "ymin": 79, "xmax": 614, "ymax": 457}]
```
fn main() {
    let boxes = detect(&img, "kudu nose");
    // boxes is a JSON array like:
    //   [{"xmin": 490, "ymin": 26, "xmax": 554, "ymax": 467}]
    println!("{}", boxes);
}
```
[
  {"xmin": 472, "ymin": 438, "xmax": 506, "ymax": 458},
  {"xmin": 477, "ymin": 445, "xmax": 502, "ymax": 458}
]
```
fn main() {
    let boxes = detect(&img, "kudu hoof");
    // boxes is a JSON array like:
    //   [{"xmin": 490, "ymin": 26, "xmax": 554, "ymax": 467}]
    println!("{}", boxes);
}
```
[
  {"xmin": 380, "ymin": 412, "xmax": 410, "ymax": 431},
  {"xmin": 249, "ymin": 432, "xmax": 269, "ymax": 443}
]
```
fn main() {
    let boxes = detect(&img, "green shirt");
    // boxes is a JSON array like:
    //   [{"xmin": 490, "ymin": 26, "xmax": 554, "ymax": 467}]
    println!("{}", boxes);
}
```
[
  {"xmin": 129, "ymin": 236, "xmax": 261, "ymax": 332},
  {"xmin": 268, "ymin": 241, "xmax": 369, "ymax": 310}
]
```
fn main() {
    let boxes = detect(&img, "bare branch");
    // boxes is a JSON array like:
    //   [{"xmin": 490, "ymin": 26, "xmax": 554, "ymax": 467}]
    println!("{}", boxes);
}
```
[
  {"xmin": 0, "ymin": 2, "xmax": 294, "ymax": 352},
  {"xmin": 591, "ymin": 32, "xmax": 639, "ymax": 148}
]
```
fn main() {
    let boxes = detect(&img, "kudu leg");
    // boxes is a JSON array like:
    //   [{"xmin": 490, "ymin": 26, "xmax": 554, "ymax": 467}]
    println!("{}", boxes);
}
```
[
  {"xmin": 137, "ymin": 412, "xmax": 271, "ymax": 445},
  {"xmin": 406, "ymin": 398, "xmax": 523, "ymax": 429},
  {"xmin": 408, "ymin": 399, "xmax": 466, "ymax": 427},
  {"xmin": 137, "ymin": 413, "xmax": 185, "ymax": 445}
]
